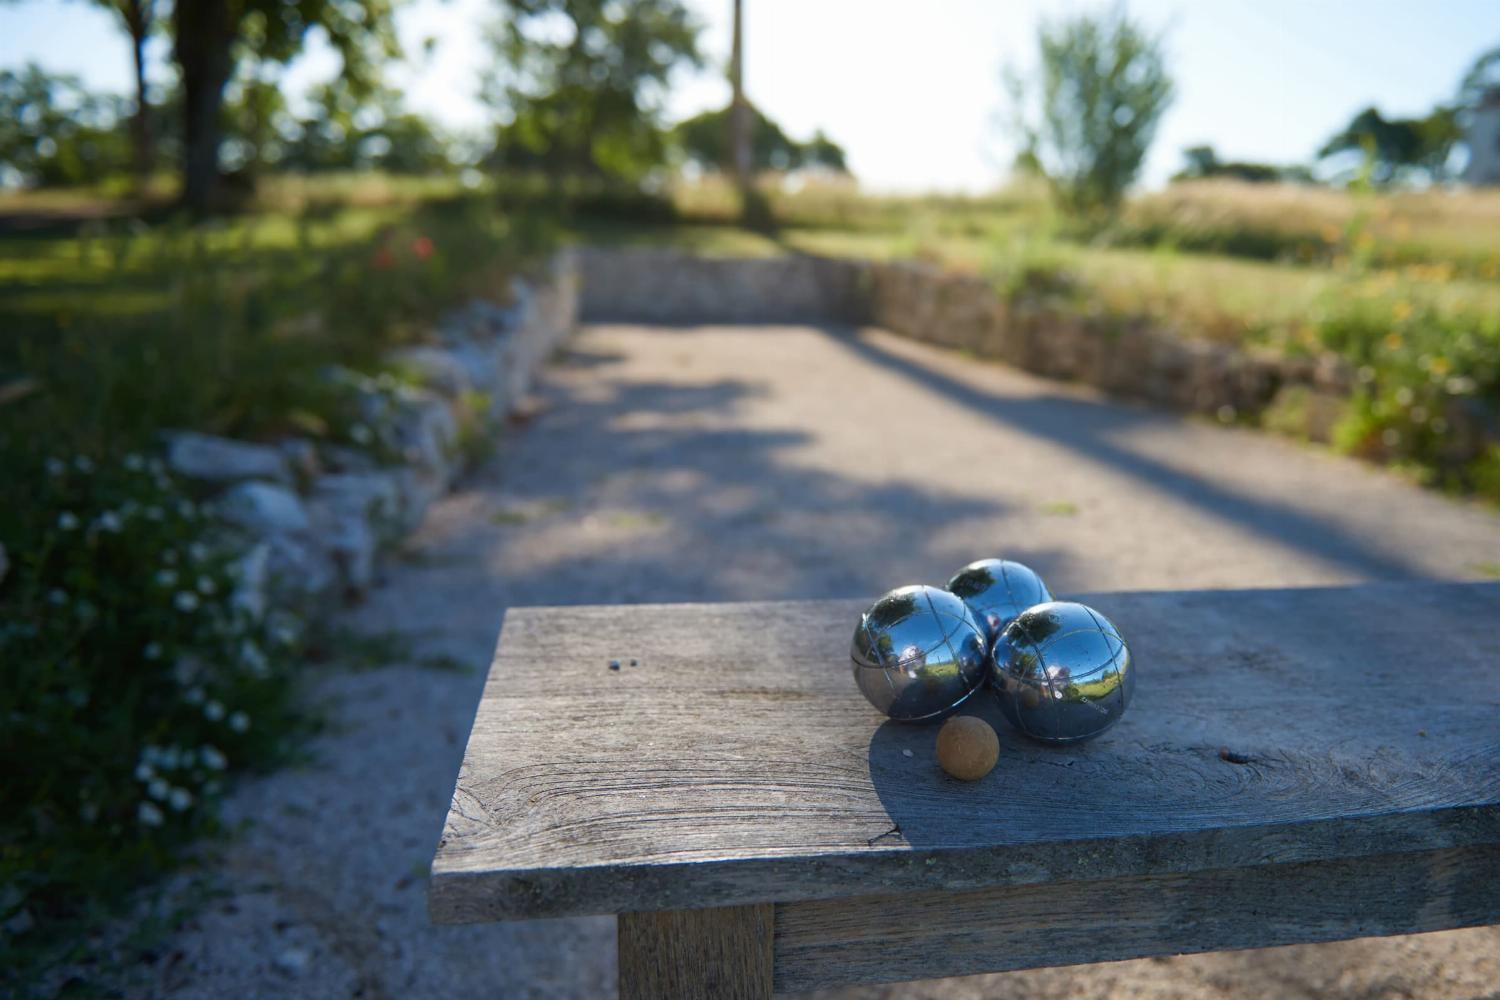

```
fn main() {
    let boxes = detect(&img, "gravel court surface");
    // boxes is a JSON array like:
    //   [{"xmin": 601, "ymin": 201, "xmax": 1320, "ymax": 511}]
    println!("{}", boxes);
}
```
[{"xmin": 137, "ymin": 322, "xmax": 1500, "ymax": 998}]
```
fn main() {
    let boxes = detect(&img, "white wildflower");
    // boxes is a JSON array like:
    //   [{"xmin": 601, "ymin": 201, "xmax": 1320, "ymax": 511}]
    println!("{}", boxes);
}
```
[
  {"xmin": 46, "ymin": 457, "xmax": 66, "ymax": 476},
  {"xmin": 141, "ymin": 745, "xmax": 162, "ymax": 765},
  {"xmin": 73, "ymin": 455, "xmax": 94, "ymax": 473},
  {"xmin": 147, "ymin": 778, "xmax": 169, "ymax": 800},
  {"xmin": 183, "ymin": 686, "xmax": 206, "ymax": 706},
  {"xmin": 57, "ymin": 512, "xmax": 80, "ymax": 531},
  {"xmin": 143, "ymin": 642, "xmax": 163, "ymax": 660},
  {"xmin": 200, "ymin": 745, "xmax": 228, "ymax": 770},
  {"xmin": 47, "ymin": 589, "xmax": 67, "ymax": 606},
  {"xmin": 174, "ymin": 591, "xmax": 199, "ymax": 612},
  {"xmin": 96, "ymin": 511, "xmax": 123, "ymax": 533},
  {"xmin": 167, "ymin": 787, "xmax": 194, "ymax": 812},
  {"xmin": 134, "ymin": 763, "xmax": 154, "ymax": 782},
  {"xmin": 240, "ymin": 641, "xmax": 269, "ymax": 678},
  {"xmin": 349, "ymin": 423, "xmax": 374, "ymax": 445},
  {"xmin": 124, "ymin": 453, "xmax": 145, "ymax": 471},
  {"xmin": 196, "ymin": 575, "xmax": 216, "ymax": 596},
  {"xmin": 189, "ymin": 542, "xmax": 209, "ymax": 563},
  {"xmin": 137, "ymin": 802, "xmax": 164, "ymax": 827},
  {"xmin": 160, "ymin": 746, "xmax": 182, "ymax": 769},
  {"xmin": 172, "ymin": 659, "xmax": 197, "ymax": 685},
  {"xmin": 155, "ymin": 568, "xmax": 178, "ymax": 587},
  {"xmin": 204, "ymin": 700, "xmax": 225, "ymax": 721},
  {"xmin": 228, "ymin": 711, "xmax": 250, "ymax": 734}
]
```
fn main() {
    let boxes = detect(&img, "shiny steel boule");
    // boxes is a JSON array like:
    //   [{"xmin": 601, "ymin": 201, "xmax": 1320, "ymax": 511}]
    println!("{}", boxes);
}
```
[
  {"xmin": 946, "ymin": 558, "xmax": 1053, "ymax": 645},
  {"xmin": 991, "ymin": 601, "xmax": 1133, "ymax": 743},
  {"xmin": 850, "ymin": 585, "xmax": 989, "ymax": 723}
]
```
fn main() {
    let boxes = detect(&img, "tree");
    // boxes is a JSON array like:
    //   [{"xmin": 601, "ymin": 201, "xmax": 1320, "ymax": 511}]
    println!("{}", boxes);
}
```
[
  {"xmin": 1172, "ymin": 144, "xmax": 1292, "ymax": 184},
  {"xmin": 674, "ymin": 105, "xmax": 847, "ymax": 174},
  {"xmin": 1005, "ymin": 6, "xmax": 1173, "ymax": 216},
  {"xmin": 1458, "ymin": 45, "xmax": 1500, "ymax": 111},
  {"xmin": 83, "ymin": 1, "xmax": 157, "ymax": 185},
  {"xmin": 170, "ymin": 0, "xmax": 399, "ymax": 212},
  {"xmin": 486, "ymin": 0, "xmax": 701, "ymax": 184},
  {"xmin": 1318, "ymin": 106, "xmax": 1460, "ymax": 185},
  {"xmin": 0, "ymin": 65, "xmax": 131, "ymax": 186}
]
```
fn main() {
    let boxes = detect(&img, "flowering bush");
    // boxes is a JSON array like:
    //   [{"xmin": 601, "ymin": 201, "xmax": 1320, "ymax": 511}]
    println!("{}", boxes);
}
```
[
  {"xmin": 1313, "ymin": 290, "xmax": 1500, "ymax": 492},
  {"xmin": 0, "ymin": 453, "xmax": 306, "ymax": 957}
]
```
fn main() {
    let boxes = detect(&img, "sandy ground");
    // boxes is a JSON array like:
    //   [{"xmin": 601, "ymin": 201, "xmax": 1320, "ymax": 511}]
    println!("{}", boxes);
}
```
[{"xmin": 131, "ymin": 323, "xmax": 1500, "ymax": 998}]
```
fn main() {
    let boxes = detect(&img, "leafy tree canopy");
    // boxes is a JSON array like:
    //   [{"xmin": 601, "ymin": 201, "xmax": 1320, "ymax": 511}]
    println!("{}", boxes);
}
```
[
  {"xmin": 0, "ymin": 64, "xmax": 131, "ymax": 186},
  {"xmin": 1318, "ymin": 105, "xmax": 1461, "ymax": 185},
  {"xmin": 1005, "ymin": 6, "xmax": 1174, "ymax": 217},
  {"xmin": 673, "ymin": 104, "xmax": 847, "ymax": 174},
  {"xmin": 486, "ymin": 0, "xmax": 702, "ymax": 183},
  {"xmin": 1172, "ymin": 144, "xmax": 1311, "ymax": 185}
]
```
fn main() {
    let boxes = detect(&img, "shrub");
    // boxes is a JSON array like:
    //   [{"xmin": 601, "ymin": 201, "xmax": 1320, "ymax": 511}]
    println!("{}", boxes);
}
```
[
  {"xmin": 0, "ymin": 453, "xmax": 306, "ymax": 983},
  {"xmin": 1316, "ymin": 288, "xmax": 1500, "ymax": 493}
]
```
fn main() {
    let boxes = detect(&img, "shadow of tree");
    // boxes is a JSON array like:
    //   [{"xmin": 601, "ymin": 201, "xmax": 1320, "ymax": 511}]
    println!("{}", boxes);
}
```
[{"xmin": 815, "ymin": 324, "xmax": 1429, "ymax": 582}]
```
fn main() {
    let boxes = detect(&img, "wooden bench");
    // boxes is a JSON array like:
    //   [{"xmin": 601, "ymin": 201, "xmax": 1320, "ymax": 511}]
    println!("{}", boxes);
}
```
[{"xmin": 428, "ymin": 581, "xmax": 1500, "ymax": 998}]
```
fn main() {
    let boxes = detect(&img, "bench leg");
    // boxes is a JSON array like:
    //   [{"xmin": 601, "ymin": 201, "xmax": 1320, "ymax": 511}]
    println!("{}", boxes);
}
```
[{"xmin": 618, "ymin": 903, "xmax": 774, "ymax": 1000}]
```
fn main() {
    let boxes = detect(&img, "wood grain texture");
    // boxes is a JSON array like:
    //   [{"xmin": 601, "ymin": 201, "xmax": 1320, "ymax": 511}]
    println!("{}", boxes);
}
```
[
  {"xmin": 772, "ymin": 845, "xmax": 1500, "ymax": 992},
  {"xmin": 428, "ymin": 581, "xmax": 1500, "ymax": 923},
  {"xmin": 619, "ymin": 904, "xmax": 773, "ymax": 1000}
]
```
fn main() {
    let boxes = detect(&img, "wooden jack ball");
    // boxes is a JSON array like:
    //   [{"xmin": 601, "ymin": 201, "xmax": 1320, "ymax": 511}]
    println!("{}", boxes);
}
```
[{"xmin": 936, "ymin": 715, "xmax": 999, "ymax": 781}]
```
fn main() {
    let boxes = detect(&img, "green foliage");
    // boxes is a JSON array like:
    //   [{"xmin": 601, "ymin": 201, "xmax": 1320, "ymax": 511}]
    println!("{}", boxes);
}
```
[
  {"xmin": 1006, "ymin": 6, "xmax": 1174, "ymax": 218},
  {"xmin": 0, "ymin": 64, "xmax": 133, "ymax": 186},
  {"xmin": 0, "ymin": 454, "xmax": 306, "ymax": 989},
  {"xmin": 172, "ymin": 0, "xmax": 402, "ymax": 209},
  {"xmin": 486, "ymin": 0, "xmax": 702, "ymax": 184},
  {"xmin": 1318, "ymin": 105, "xmax": 1461, "ymax": 185},
  {"xmin": 1458, "ymin": 44, "xmax": 1500, "ymax": 110},
  {"xmin": 1172, "ymin": 145, "xmax": 1309, "ymax": 185},
  {"xmin": 1315, "ymin": 289, "xmax": 1500, "ymax": 487},
  {"xmin": 673, "ymin": 105, "xmax": 847, "ymax": 174}
]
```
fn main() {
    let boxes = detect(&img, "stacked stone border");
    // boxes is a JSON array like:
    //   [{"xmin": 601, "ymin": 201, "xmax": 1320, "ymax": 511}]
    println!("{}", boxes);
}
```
[{"xmin": 158, "ymin": 251, "xmax": 579, "ymax": 615}]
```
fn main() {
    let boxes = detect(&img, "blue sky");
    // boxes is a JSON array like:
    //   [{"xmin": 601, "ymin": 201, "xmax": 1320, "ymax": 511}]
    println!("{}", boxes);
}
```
[{"xmin": 3, "ymin": 0, "xmax": 1497, "ymax": 190}]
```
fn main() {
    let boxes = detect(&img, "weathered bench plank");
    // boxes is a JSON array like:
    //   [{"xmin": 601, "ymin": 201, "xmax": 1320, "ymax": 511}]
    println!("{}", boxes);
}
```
[
  {"xmin": 429, "ymin": 581, "xmax": 1500, "ymax": 925},
  {"xmin": 772, "ymin": 845, "xmax": 1500, "ymax": 992}
]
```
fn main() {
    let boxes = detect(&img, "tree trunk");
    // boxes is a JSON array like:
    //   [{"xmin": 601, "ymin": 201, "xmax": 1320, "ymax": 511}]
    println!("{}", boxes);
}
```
[
  {"xmin": 729, "ymin": 0, "xmax": 751, "ymax": 193},
  {"xmin": 173, "ymin": 0, "xmax": 237, "ymax": 213},
  {"xmin": 125, "ymin": 0, "xmax": 154, "ymax": 189}
]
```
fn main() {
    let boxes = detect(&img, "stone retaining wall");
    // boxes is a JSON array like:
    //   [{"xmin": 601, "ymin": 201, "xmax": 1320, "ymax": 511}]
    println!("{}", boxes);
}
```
[
  {"xmin": 578, "ymin": 248, "xmax": 1354, "ymax": 440},
  {"xmin": 577, "ymin": 247, "xmax": 866, "ymax": 324},
  {"xmin": 165, "ymin": 250, "xmax": 579, "ymax": 617}
]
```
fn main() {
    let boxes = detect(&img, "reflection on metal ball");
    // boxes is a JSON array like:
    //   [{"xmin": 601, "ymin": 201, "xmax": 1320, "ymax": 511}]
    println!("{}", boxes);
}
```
[
  {"xmin": 850, "ymin": 585, "xmax": 989, "ymax": 723},
  {"xmin": 946, "ymin": 558, "xmax": 1052, "ymax": 645},
  {"xmin": 991, "ymin": 601, "xmax": 1133, "ymax": 744}
]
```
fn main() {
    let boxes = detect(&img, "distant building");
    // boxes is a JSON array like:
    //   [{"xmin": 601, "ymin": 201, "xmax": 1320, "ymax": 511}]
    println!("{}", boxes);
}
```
[{"xmin": 1466, "ymin": 88, "xmax": 1500, "ymax": 185}]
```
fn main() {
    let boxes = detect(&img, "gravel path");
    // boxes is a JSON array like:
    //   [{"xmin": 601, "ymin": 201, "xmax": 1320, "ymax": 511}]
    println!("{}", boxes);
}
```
[{"xmin": 140, "ymin": 323, "xmax": 1500, "ymax": 998}]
